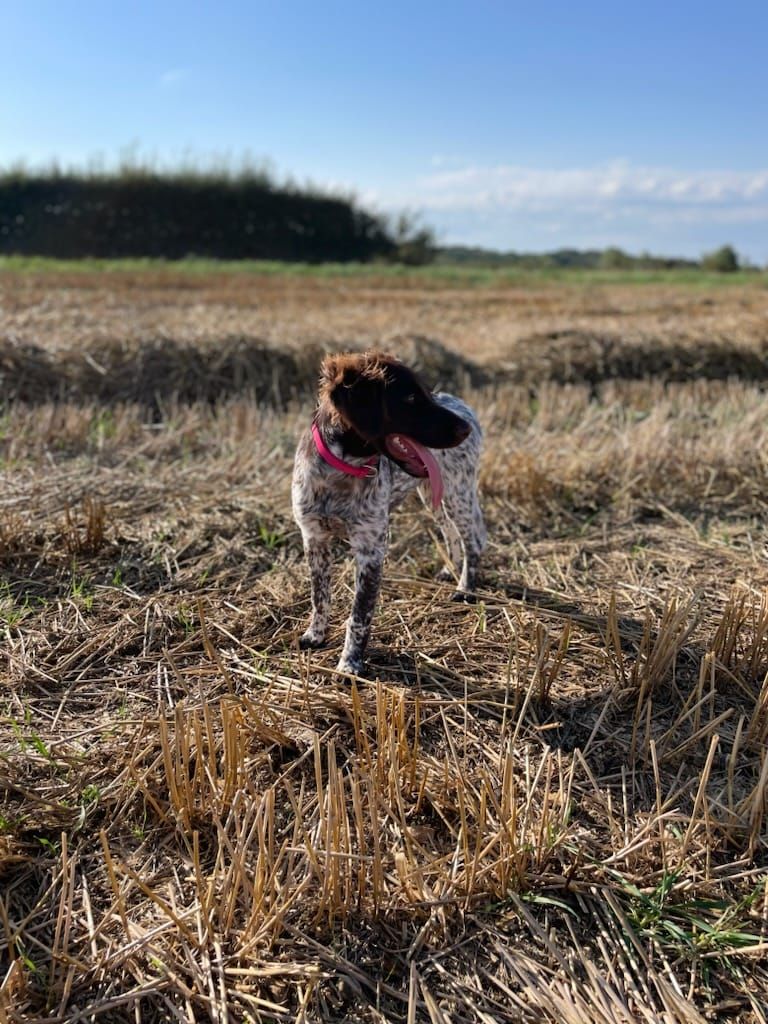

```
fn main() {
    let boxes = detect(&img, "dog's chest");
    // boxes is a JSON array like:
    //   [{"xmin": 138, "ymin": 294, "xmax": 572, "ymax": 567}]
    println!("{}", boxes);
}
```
[
  {"xmin": 294, "ymin": 466, "xmax": 385, "ymax": 529},
  {"xmin": 292, "ymin": 432, "xmax": 425, "ymax": 534}
]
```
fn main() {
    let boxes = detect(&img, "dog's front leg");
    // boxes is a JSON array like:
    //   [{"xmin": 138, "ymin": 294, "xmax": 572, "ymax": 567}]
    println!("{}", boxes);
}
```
[
  {"xmin": 337, "ymin": 532, "xmax": 386, "ymax": 676},
  {"xmin": 299, "ymin": 532, "xmax": 333, "ymax": 649}
]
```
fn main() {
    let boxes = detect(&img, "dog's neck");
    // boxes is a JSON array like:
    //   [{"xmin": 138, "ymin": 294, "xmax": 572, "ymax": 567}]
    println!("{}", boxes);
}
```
[{"xmin": 314, "ymin": 408, "xmax": 379, "ymax": 459}]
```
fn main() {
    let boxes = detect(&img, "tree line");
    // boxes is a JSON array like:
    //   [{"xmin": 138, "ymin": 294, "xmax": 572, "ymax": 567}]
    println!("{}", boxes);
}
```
[
  {"xmin": 436, "ymin": 244, "xmax": 747, "ymax": 273},
  {"xmin": 0, "ymin": 167, "xmax": 431, "ymax": 264},
  {"xmin": 0, "ymin": 166, "xmax": 750, "ymax": 271}
]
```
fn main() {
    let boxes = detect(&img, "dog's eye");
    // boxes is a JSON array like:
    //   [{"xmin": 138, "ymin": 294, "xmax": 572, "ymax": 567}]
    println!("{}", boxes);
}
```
[{"xmin": 404, "ymin": 393, "xmax": 416, "ymax": 404}]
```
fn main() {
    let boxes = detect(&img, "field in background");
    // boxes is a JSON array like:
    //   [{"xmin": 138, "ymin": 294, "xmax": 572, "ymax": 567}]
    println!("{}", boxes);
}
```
[
  {"xmin": 1, "ymin": 265, "xmax": 768, "ymax": 1022},
  {"xmin": 2, "ymin": 254, "xmax": 767, "ymax": 287}
]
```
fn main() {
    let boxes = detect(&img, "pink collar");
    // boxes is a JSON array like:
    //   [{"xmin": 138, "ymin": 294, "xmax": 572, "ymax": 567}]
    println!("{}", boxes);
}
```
[{"xmin": 312, "ymin": 421, "xmax": 379, "ymax": 479}]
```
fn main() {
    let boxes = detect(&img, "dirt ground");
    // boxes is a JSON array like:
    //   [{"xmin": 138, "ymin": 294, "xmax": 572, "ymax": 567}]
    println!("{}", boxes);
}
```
[{"xmin": 1, "ymin": 267, "xmax": 768, "ymax": 1022}]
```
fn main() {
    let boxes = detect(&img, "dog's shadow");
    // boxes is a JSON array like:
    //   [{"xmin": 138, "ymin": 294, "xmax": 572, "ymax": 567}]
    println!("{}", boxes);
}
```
[{"xmin": 360, "ymin": 572, "xmax": 715, "ymax": 750}]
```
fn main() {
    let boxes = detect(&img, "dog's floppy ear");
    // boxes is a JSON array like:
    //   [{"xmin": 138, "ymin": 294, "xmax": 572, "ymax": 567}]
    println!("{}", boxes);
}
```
[{"xmin": 319, "ymin": 353, "xmax": 389, "ymax": 440}]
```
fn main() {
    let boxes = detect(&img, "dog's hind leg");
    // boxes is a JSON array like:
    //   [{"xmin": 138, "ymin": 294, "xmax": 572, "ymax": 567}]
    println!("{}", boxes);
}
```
[
  {"xmin": 441, "ymin": 487, "xmax": 486, "ymax": 598},
  {"xmin": 435, "ymin": 510, "xmax": 463, "ymax": 582}
]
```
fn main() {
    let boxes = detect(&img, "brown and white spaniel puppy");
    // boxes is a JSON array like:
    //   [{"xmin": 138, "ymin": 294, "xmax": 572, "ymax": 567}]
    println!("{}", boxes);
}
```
[{"xmin": 292, "ymin": 351, "xmax": 485, "ymax": 675}]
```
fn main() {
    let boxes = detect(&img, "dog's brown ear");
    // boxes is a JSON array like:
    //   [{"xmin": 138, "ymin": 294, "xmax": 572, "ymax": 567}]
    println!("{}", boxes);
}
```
[
  {"xmin": 318, "ymin": 354, "xmax": 345, "ymax": 405},
  {"xmin": 319, "ymin": 352, "xmax": 388, "ymax": 439}
]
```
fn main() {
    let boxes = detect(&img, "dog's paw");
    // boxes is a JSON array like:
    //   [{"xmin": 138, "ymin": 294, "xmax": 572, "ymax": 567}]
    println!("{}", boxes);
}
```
[
  {"xmin": 335, "ymin": 655, "xmax": 364, "ymax": 677},
  {"xmin": 451, "ymin": 589, "xmax": 478, "ymax": 604},
  {"xmin": 435, "ymin": 566, "xmax": 456, "ymax": 583},
  {"xmin": 299, "ymin": 630, "xmax": 326, "ymax": 650}
]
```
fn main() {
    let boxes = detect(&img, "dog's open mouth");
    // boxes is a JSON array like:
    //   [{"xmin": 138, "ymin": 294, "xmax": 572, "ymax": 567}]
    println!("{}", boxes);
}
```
[{"xmin": 384, "ymin": 434, "xmax": 444, "ymax": 508}]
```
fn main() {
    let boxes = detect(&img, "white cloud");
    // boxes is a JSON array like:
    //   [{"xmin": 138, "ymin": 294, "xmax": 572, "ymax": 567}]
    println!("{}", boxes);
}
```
[
  {"xmin": 407, "ymin": 160, "xmax": 768, "ymax": 211},
  {"xmin": 159, "ymin": 68, "xmax": 188, "ymax": 88},
  {"xmin": 429, "ymin": 154, "xmax": 469, "ymax": 169},
  {"xmin": 372, "ymin": 160, "xmax": 768, "ymax": 260}
]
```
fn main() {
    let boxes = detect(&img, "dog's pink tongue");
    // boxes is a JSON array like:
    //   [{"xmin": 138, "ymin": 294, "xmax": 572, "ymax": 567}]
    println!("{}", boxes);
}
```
[{"xmin": 384, "ymin": 434, "xmax": 444, "ymax": 509}]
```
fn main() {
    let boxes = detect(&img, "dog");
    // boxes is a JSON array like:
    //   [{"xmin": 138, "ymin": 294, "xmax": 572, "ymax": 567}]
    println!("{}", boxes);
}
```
[{"xmin": 292, "ymin": 351, "xmax": 486, "ymax": 675}]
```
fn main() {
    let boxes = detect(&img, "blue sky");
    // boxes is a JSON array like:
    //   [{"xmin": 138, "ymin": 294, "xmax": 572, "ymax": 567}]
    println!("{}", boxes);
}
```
[{"xmin": 3, "ymin": 1, "xmax": 767, "ymax": 260}]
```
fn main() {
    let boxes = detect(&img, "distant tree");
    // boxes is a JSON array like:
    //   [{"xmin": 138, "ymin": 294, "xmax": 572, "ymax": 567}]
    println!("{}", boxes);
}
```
[
  {"xmin": 550, "ymin": 248, "xmax": 602, "ymax": 268},
  {"xmin": 702, "ymin": 245, "xmax": 740, "ymax": 273},
  {"xmin": 432, "ymin": 245, "xmax": 699, "ymax": 271},
  {"xmin": 392, "ymin": 213, "xmax": 435, "ymax": 265},
  {"xmin": 599, "ymin": 247, "xmax": 632, "ymax": 270}
]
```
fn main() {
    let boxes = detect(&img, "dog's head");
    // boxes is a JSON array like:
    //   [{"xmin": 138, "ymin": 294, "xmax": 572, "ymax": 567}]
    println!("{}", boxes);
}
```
[{"xmin": 318, "ymin": 351, "xmax": 470, "ymax": 473}]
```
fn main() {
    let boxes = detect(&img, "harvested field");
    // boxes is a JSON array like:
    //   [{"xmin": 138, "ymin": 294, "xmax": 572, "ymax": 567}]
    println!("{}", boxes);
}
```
[{"xmin": 1, "ymin": 265, "xmax": 768, "ymax": 1023}]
